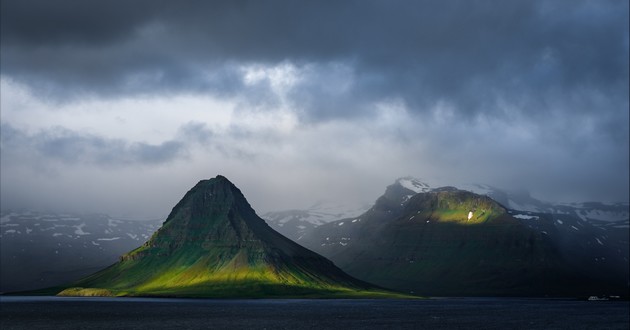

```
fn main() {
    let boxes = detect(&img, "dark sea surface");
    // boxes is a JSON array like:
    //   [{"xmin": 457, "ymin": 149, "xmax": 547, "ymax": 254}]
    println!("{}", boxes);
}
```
[{"xmin": 1, "ymin": 296, "xmax": 628, "ymax": 329}]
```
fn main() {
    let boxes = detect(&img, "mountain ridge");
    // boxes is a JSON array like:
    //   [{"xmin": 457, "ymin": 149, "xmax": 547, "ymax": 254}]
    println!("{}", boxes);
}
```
[
  {"xmin": 47, "ymin": 175, "xmax": 404, "ymax": 298},
  {"xmin": 299, "ymin": 180, "xmax": 629, "ymax": 297}
]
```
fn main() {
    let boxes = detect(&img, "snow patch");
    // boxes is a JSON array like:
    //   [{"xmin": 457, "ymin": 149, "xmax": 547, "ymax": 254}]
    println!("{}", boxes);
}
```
[
  {"xmin": 108, "ymin": 219, "xmax": 122, "ymax": 227},
  {"xmin": 338, "ymin": 222, "xmax": 344, "ymax": 226},
  {"xmin": 513, "ymin": 214, "xmax": 539, "ymax": 220},
  {"xmin": 508, "ymin": 200, "xmax": 541, "ymax": 213},
  {"xmin": 0, "ymin": 215, "xmax": 12, "ymax": 224},
  {"xmin": 73, "ymin": 223, "xmax": 90, "ymax": 235},
  {"xmin": 97, "ymin": 237, "xmax": 121, "ymax": 241},
  {"xmin": 458, "ymin": 183, "xmax": 494, "ymax": 196},
  {"xmin": 397, "ymin": 178, "xmax": 431, "ymax": 193},
  {"xmin": 401, "ymin": 195, "xmax": 414, "ymax": 203},
  {"xmin": 556, "ymin": 219, "xmax": 564, "ymax": 225}
]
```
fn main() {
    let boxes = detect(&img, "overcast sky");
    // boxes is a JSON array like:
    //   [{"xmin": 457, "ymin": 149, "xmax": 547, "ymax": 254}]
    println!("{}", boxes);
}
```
[{"xmin": 1, "ymin": 0, "xmax": 628, "ymax": 218}]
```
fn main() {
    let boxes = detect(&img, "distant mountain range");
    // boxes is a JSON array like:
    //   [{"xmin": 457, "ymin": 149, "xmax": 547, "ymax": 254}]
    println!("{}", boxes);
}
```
[
  {"xmin": 2, "ymin": 176, "xmax": 627, "ymax": 297},
  {"xmin": 262, "ymin": 200, "xmax": 370, "ymax": 241},
  {"xmin": 264, "ymin": 177, "xmax": 628, "ymax": 242},
  {"xmin": 0, "ymin": 212, "xmax": 161, "ymax": 292}
]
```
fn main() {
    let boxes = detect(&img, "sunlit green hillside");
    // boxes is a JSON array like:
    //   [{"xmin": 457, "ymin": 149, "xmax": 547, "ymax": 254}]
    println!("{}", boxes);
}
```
[{"xmin": 51, "ymin": 176, "xmax": 409, "ymax": 299}]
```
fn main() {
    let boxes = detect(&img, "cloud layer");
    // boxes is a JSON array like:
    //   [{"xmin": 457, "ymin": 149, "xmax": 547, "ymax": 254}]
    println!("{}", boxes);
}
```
[{"xmin": 1, "ymin": 0, "xmax": 628, "ymax": 216}]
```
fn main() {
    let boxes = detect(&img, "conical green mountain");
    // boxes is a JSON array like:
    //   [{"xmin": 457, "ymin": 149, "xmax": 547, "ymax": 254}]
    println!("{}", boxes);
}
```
[{"xmin": 55, "ymin": 176, "xmax": 400, "ymax": 298}]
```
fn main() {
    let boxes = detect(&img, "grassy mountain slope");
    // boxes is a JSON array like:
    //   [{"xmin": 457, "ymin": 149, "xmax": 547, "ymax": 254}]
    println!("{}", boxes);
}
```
[
  {"xmin": 50, "ymin": 176, "xmax": 406, "ymax": 298},
  {"xmin": 302, "ymin": 186, "xmax": 622, "ymax": 297}
]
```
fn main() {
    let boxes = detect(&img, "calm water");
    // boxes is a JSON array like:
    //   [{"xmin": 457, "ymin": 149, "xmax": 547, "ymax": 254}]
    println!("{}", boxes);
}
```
[{"xmin": 1, "ymin": 296, "xmax": 628, "ymax": 329}]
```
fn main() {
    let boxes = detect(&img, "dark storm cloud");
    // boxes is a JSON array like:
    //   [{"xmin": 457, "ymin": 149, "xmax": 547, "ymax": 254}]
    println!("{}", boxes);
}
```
[
  {"xmin": 1, "ymin": 0, "xmax": 628, "ymax": 209},
  {"xmin": 0, "ymin": 123, "xmax": 185, "ymax": 166},
  {"xmin": 0, "ymin": 121, "xmax": 260, "ymax": 168},
  {"xmin": 2, "ymin": 0, "xmax": 627, "ymax": 126}
]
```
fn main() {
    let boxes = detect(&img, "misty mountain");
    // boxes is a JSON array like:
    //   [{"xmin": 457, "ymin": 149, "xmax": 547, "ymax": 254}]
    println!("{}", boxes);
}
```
[
  {"xmin": 49, "ymin": 176, "xmax": 399, "ymax": 298},
  {"xmin": 3, "ymin": 177, "xmax": 627, "ymax": 297},
  {"xmin": 298, "ymin": 178, "xmax": 629, "ymax": 297},
  {"xmin": 0, "ymin": 211, "xmax": 161, "ymax": 292},
  {"xmin": 266, "ymin": 177, "xmax": 628, "ymax": 244},
  {"xmin": 457, "ymin": 182, "xmax": 629, "ymax": 223},
  {"xmin": 262, "ymin": 200, "xmax": 370, "ymax": 241}
]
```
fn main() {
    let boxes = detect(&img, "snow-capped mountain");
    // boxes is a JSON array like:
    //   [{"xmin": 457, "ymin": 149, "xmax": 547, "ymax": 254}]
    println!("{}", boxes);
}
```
[
  {"xmin": 262, "ymin": 177, "xmax": 432, "ymax": 242},
  {"xmin": 262, "ymin": 200, "xmax": 370, "ymax": 241},
  {"xmin": 0, "ymin": 210, "xmax": 162, "ymax": 292},
  {"xmin": 381, "ymin": 177, "xmax": 629, "ymax": 226},
  {"xmin": 298, "ymin": 178, "xmax": 629, "ymax": 297},
  {"xmin": 406, "ymin": 179, "xmax": 629, "ymax": 267},
  {"xmin": 396, "ymin": 177, "xmax": 432, "ymax": 194},
  {"xmin": 263, "ymin": 176, "xmax": 628, "ymax": 243},
  {"xmin": 456, "ymin": 183, "xmax": 629, "ymax": 223}
]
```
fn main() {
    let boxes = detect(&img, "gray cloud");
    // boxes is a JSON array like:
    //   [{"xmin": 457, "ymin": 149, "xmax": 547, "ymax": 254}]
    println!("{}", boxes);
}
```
[
  {"xmin": 0, "ymin": 120, "xmax": 263, "ymax": 169},
  {"xmin": 176, "ymin": 122, "xmax": 214, "ymax": 145},
  {"xmin": 0, "ymin": 123, "xmax": 186, "ymax": 166},
  {"xmin": 2, "ymin": 1, "xmax": 627, "ymax": 123},
  {"xmin": 0, "ymin": 0, "xmax": 628, "ymax": 214}
]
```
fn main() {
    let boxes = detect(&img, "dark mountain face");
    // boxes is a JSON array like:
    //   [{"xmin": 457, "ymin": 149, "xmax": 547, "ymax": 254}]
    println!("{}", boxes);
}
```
[
  {"xmin": 300, "ymin": 184, "xmax": 629, "ymax": 297},
  {"xmin": 52, "ymin": 176, "xmax": 395, "ymax": 298},
  {"xmin": 0, "ymin": 211, "xmax": 161, "ymax": 292}
]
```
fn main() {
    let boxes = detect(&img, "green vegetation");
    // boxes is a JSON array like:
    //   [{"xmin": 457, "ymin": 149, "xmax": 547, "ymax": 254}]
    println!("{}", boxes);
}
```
[
  {"xmin": 305, "ymin": 189, "xmax": 580, "ymax": 296},
  {"xmin": 61, "ymin": 244, "xmax": 410, "ymax": 298},
  {"xmin": 57, "ymin": 287, "xmax": 115, "ymax": 297},
  {"xmin": 415, "ymin": 191, "xmax": 506, "ymax": 225},
  {"xmin": 50, "ymin": 176, "xmax": 412, "ymax": 299},
  {"xmin": 54, "ymin": 282, "xmax": 405, "ymax": 299}
]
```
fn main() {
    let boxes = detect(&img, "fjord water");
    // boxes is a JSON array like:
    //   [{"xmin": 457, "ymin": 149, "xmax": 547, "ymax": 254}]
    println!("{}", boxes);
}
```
[{"xmin": 2, "ymin": 296, "xmax": 628, "ymax": 329}]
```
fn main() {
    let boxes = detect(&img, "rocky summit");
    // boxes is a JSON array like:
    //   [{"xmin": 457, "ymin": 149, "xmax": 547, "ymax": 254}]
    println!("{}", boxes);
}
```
[{"xmin": 51, "ymin": 176, "xmax": 401, "ymax": 298}]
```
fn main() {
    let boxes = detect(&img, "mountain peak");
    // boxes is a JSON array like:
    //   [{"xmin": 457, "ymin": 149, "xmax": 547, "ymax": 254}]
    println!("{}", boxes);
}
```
[
  {"xmin": 193, "ymin": 175, "xmax": 239, "ymax": 192},
  {"xmin": 395, "ymin": 177, "xmax": 431, "ymax": 194},
  {"xmin": 208, "ymin": 174, "xmax": 231, "ymax": 184},
  {"xmin": 53, "ymin": 176, "xmax": 393, "ymax": 298},
  {"xmin": 168, "ymin": 175, "xmax": 256, "ymax": 222}
]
